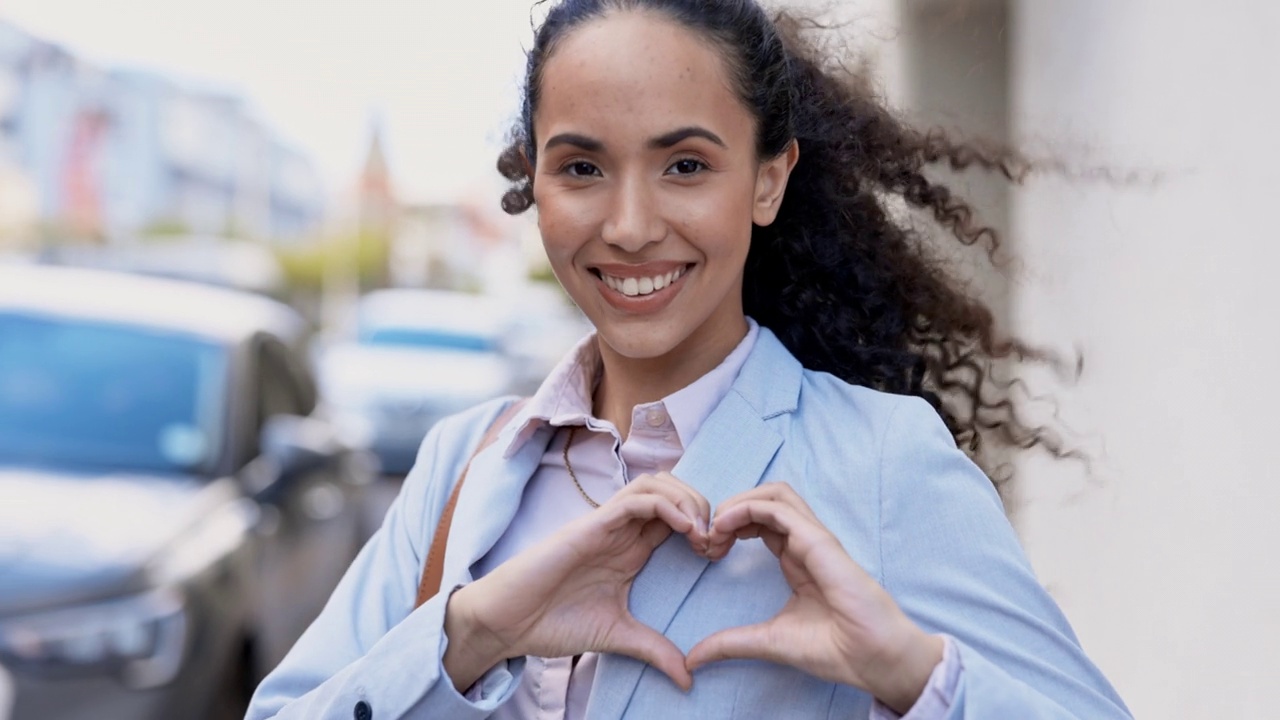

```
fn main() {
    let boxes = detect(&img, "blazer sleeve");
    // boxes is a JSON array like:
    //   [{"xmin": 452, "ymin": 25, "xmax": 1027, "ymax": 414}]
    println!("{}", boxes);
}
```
[
  {"xmin": 877, "ymin": 397, "xmax": 1131, "ymax": 719},
  {"xmin": 245, "ymin": 400, "xmax": 525, "ymax": 720}
]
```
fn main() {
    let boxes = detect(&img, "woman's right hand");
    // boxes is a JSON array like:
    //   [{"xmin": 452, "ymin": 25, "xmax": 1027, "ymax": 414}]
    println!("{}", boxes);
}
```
[{"xmin": 441, "ymin": 471, "xmax": 710, "ymax": 692}]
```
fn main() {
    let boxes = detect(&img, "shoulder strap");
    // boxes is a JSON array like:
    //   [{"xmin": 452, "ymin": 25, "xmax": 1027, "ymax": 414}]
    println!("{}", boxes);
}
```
[{"xmin": 414, "ymin": 398, "xmax": 529, "ymax": 608}]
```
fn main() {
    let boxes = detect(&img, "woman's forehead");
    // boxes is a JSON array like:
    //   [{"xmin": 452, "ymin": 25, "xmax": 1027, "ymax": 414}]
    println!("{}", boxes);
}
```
[{"xmin": 534, "ymin": 12, "xmax": 751, "ymax": 145}]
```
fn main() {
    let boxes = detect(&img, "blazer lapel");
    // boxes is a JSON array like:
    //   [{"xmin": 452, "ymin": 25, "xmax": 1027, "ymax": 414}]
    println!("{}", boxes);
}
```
[
  {"xmin": 440, "ymin": 405, "xmax": 553, "ymax": 588},
  {"xmin": 589, "ymin": 328, "xmax": 803, "ymax": 718}
]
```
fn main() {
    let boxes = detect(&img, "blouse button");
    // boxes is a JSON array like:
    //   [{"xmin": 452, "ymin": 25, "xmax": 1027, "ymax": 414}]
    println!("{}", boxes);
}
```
[
  {"xmin": 645, "ymin": 407, "xmax": 668, "ymax": 428},
  {"xmin": 354, "ymin": 700, "xmax": 372, "ymax": 720}
]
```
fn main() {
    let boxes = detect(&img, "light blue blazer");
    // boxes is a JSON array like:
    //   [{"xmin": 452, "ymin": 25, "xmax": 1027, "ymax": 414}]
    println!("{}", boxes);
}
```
[{"xmin": 248, "ymin": 328, "xmax": 1131, "ymax": 719}]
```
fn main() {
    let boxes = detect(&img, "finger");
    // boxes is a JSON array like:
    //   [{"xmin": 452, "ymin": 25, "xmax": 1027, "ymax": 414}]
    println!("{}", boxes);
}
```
[
  {"xmin": 609, "ymin": 615, "xmax": 694, "ymax": 691},
  {"xmin": 639, "ymin": 517, "xmax": 674, "ymax": 552},
  {"xmin": 708, "ymin": 483, "xmax": 819, "ymax": 557},
  {"xmin": 606, "ymin": 493, "xmax": 696, "ymax": 536},
  {"xmin": 709, "ymin": 498, "xmax": 810, "ymax": 544},
  {"xmin": 710, "ymin": 500, "xmax": 874, "ymax": 590},
  {"xmin": 654, "ymin": 471, "xmax": 712, "ymax": 537},
  {"xmin": 757, "ymin": 482, "xmax": 821, "ymax": 522},
  {"xmin": 686, "ymin": 621, "xmax": 782, "ymax": 672},
  {"xmin": 732, "ymin": 525, "xmax": 788, "ymax": 558},
  {"xmin": 620, "ymin": 475, "xmax": 707, "ymax": 540},
  {"xmin": 714, "ymin": 482, "xmax": 820, "ymax": 526},
  {"xmin": 646, "ymin": 473, "xmax": 710, "ymax": 535},
  {"xmin": 703, "ymin": 523, "xmax": 768, "ymax": 560},
  {"xmin": 704, "ymin": 527, "xmax": 787, "ymax": 561},
  {"xmin": 706, "ymin": 500, "xmax": 828, "ymax": 563}
]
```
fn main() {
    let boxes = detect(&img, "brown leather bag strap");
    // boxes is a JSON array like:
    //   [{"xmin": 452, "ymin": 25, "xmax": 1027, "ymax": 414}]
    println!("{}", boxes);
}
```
[{"xmin": 415, "ymin": 398, "xmax": 529, "ymax": 608}]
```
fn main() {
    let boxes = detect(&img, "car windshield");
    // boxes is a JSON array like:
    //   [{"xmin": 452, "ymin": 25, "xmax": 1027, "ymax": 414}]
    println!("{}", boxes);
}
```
[
  {"xmin": 0, "ymin": 312, "xmax": 228, "ymax": 473},
  {"xmin": 359, "ymin": 327, "xmax": 498, "ymax": 353}
]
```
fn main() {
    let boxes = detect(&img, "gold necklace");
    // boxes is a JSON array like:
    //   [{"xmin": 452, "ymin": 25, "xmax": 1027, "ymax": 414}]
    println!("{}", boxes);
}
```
[{"xmin": 562, "ymin": 426, "xmax": 601, "ymax": 509}]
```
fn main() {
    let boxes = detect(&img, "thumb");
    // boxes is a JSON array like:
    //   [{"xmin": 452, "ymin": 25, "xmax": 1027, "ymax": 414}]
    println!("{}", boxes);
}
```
[
  {"xmin": 607, "ymin": 615, "xmax": 694, "ymax": 691},
  {"xmin": 685, "ymin": 621, "xmax": 779, "ymax": 673}
]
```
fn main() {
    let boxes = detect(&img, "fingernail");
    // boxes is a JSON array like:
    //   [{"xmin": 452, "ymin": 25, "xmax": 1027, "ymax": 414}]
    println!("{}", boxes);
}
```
[{"xmin": 696, "ymin": 517, "xmax": 707, "ymax": 536}]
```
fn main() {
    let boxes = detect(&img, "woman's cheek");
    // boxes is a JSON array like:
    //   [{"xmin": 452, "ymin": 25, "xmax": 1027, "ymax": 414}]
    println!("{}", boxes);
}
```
[
  {"xmin": 538, "ymin": 215, "xmax": 575, "ymax": 265},
  {"xmin": 536, "ymin": 199, "xmax": 564, "ymax": 244},
  {"xmin": 540, "ymin": 198, "xmax": 596, "ymax": 254}
]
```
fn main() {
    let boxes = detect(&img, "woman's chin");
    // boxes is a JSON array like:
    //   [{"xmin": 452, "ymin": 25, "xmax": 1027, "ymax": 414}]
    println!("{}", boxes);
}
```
[{"xmin": 593, "ymin": 326, "xmax": 684, "ymax": 362}]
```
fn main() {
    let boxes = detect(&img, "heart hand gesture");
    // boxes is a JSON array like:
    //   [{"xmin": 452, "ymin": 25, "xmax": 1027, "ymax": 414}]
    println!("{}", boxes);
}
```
[{"xmin": 443, "ymin": 472, "xmax": 710, "ymax": 692}]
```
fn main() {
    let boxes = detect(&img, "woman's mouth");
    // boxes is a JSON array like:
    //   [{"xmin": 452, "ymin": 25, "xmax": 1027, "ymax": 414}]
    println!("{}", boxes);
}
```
[
  {"xmin": 594, "ymin": 264, "xmax": 688, "ymax": 297},
  {"xmin": 588, "ymin": 263, "xmax": 694, "ymax": 313}
]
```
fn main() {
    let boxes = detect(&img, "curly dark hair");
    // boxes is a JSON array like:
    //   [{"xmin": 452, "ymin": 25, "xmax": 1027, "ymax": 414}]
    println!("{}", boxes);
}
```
[{"xmin": 497, "ymin": 0, "xmax": 1077, "ymax": 489}]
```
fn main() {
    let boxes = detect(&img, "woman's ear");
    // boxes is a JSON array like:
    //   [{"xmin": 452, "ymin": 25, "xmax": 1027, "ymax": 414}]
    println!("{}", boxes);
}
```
[{"xmin": 752, "ymin": 140, "xmax": 800, "ymax": 226}]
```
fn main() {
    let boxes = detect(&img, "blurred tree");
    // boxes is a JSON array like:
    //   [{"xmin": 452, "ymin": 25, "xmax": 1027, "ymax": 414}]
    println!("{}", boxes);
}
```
[
  {"xmin": 529, "ymin": 264, "xmax": 559, "ymax": 287},
  {"xmin": 138, "ymin": 218, "xmax": 194, "ymax": 241},
  {"xmin": 275, "ymin": 229, "xmax": 389, "ymax": 293}
]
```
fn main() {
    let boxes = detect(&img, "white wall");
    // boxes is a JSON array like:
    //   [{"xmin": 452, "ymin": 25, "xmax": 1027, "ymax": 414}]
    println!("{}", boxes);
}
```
[{"xmin": 1010, "ymin": 1, "xmax": 1280, "ymax": 717}]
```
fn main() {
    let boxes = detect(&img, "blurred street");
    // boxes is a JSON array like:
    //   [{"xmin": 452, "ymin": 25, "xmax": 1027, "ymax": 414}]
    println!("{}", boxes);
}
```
[{"xmin": 0, "ymin": 21, "xmax": 592, "ymax": 707}]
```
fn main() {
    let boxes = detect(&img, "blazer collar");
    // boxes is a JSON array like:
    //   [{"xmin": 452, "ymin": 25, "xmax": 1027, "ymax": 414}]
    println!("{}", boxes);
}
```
[
  {"xmin": 440, "ymin": 399, "xmax": 554, "ymax": 588},
  {"xmin": 589, "ymin": 327, "xmax": 803, "ymax": 718},
  {"xmin": 718, "ymin": 324, "xmax": 802, "ymax": 421}
]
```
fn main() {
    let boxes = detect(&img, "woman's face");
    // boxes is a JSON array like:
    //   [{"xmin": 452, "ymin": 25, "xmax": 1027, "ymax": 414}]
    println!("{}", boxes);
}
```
[{"xmin": 531, "ymin": 11, "xmax": 797, "ymax": 366}]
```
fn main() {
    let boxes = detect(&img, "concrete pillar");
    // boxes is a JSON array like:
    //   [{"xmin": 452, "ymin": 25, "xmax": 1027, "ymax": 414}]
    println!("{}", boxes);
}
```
[{"xmin": 1011, "ymin": 1, "xmax": 1280, "ymax": 716}]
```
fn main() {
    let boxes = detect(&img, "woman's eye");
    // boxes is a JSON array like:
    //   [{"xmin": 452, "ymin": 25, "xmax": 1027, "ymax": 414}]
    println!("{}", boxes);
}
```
[
  {"xmin": 563, "ymin": 161, "xmax": 601, "ymax": 178},
  {"xmin": 667, "ymin": 159, "xmax": 706, "ymax": 176}
]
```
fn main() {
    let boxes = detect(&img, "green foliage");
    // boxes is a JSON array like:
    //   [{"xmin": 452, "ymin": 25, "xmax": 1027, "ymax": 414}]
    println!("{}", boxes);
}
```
[
  {"xmin": 274, "ymin": 230, "xmax": 390, "ymax": 292},
  {"xmin": 138, "ymin": 219, "xmax": 193, "ymax": 241},
  {"xmin": 529, "ymin": 263, "xmax": 559, "ymax": 286}
]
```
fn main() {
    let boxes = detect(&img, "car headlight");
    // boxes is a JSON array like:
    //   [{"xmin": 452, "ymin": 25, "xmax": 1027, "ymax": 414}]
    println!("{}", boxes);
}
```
[{"xmin": 0, "ymin": 586, "xmax": 187, "ymax": 689}]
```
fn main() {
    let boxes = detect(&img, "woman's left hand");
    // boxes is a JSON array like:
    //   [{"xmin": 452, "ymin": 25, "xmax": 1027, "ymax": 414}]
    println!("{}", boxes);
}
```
[{"xmin": 686, "ymin": 483, "xmax": 945, "ymax": 715}]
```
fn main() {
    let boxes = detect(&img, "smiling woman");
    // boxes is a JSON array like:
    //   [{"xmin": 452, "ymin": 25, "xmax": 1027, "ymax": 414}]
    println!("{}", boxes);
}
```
[
  {"xmin": 527, "ymin": 13, "xmax": 792, "ymax": 408},
  {"xmin": 246, "ymin": 2, "xmax": 1131, "ymax": 719}
]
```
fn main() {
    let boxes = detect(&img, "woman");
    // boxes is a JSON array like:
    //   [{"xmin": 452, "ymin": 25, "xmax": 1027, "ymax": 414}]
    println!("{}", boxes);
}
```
[{"xmin": 248, "ymin": 1, "xmax": 1130, "ymax": 718}]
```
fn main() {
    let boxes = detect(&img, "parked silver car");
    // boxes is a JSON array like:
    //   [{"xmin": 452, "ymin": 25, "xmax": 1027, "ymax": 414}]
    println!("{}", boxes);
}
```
[
  {"xmin": 317, "ymin": 289, "xmax": 519, "ymax": 476},
  {"xmin": 0, "ymin": 265, "xmax": 375, "ymax": 720}
]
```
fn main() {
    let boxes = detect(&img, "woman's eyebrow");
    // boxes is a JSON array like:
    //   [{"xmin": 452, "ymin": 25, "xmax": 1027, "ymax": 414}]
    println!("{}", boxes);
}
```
[
  {"xmin": 543, "ymin": 127, "xmax": 727, "ymax": 153},
  {"xmin": 544, "ymin": 133, "xmax": 604, "ymax": 152},
  {"xmin": 648, "ymin": 126, "xmax": 726, "ymax": 149}
]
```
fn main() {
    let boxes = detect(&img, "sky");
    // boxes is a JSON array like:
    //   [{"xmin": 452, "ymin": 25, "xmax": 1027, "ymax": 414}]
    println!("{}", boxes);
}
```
[{"xmin": 1, "ymin": 0, "xmax": 542, "ymax": 204}]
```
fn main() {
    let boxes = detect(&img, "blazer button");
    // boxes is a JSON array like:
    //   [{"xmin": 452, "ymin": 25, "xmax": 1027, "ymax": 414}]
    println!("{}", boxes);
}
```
[{"xmin": 354, "ymin": 700, "xmax": 372, "ymax": 720}]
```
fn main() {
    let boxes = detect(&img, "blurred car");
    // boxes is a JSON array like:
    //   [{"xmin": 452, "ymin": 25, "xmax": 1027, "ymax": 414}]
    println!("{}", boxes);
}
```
[
  {"xmin": 0, "ymin": 665, "xmax": 11, "ymax": 720},
  {"xmin": 317, "ymin": 289, "xmax": 518, "ymax": 476},
  {"xmin": 500, "ymin": 283, "xmax": 595, "ymax": 396},
  {"xmin": 38, "ymin": 236, "xmax": 287, "ymax": 299},
  {"xmin": 0, "ymin": 265, "xmax": 375, "ymax": 720}
]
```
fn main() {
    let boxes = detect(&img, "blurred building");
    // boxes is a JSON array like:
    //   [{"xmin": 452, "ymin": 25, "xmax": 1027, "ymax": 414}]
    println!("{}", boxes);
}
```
[
  {"xmin": 0, "ymin": 162, "xmax": 37, "ymax": 252},
  {"xmin": 0, "ymin": 19, "xmax": 323, "ymax": 246},
  {"xmin": 336, "ymin": 122, "xmax": 526, "ymax": 294},
  {"xmin": 0, "ymin": 23, "xmax": 35, "ymax": 252},
  {"xmin": 392, "ymin": 201, "xmax": 526, "ymax": 292},
  {"xmin": 356, "ymin": 122, "xmax": 396, "ymax": 240}
]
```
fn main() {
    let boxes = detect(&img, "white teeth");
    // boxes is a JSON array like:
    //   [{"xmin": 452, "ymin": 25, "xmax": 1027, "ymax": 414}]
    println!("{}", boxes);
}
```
[{"xmin": 601, "ymin": 266, "xmax": 688, "ymax": 298}]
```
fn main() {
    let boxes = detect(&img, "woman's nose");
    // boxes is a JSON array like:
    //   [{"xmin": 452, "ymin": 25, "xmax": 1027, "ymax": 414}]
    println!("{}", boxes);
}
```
[{"xmin": 600, "ymin": 176, "xmax": 665, "ymax": 252}]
